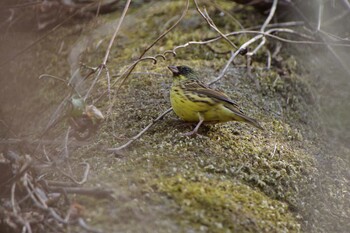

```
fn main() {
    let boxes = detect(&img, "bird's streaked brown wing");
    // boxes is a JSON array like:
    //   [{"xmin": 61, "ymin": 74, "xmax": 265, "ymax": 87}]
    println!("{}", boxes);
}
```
[{"xmin": 183, "ymin": 79, "xmax": 241, "ymax": 109}]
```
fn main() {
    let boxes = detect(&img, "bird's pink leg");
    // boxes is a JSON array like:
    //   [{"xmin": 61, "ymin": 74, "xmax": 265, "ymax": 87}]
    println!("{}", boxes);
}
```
[{"xmin": 183, "ymin": 113, "xmax": 204, "ymax": 137}]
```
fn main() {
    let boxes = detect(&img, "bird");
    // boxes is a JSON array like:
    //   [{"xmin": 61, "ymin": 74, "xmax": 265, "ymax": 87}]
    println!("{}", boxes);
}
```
[{"xmin": 168, "ymin": 65, "xmax": 263, "ymax": 136}]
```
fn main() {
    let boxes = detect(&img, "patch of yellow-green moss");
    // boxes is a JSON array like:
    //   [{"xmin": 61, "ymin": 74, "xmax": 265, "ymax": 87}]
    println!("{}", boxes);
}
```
[{"xmin": 157, "ymin": 175, "xmax": 300, "ymax": 232}]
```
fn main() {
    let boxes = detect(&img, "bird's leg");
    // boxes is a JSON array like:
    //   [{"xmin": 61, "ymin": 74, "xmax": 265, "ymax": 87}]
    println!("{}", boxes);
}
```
[{"xmin": 183, "ymin": 113, "xmax": 204, "ymax": 137}]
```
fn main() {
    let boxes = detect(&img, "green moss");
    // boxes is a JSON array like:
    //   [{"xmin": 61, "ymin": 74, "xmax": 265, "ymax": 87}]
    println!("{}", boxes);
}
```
[{"xmin": 157, "ymin": 175, "xmax": 300, "ymax": 233}]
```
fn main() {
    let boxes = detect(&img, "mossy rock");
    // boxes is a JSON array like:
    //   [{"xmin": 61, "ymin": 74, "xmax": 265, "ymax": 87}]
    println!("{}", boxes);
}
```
[{"xmin": 157, "ymin": 175, "xmax": 300, "ymax": 233}]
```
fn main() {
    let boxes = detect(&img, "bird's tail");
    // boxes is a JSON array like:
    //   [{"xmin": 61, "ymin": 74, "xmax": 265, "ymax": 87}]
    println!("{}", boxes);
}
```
[
  {"xmin": 228, "ymin": 107, "xmax": 264, "ymax": 130},
  {"xmin": 241, "ymin": 115, "xmax": 264, "ymax": 130},
  {"xmin": 225, "ymin": 104, "xmax": 264, "ymax": 130}
]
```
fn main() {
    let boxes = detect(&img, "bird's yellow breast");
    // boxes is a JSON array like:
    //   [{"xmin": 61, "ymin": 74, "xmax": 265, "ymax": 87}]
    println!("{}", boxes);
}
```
[{"xmin": 170, "ymin": 85, "xmax": 233, "ymax": 122}]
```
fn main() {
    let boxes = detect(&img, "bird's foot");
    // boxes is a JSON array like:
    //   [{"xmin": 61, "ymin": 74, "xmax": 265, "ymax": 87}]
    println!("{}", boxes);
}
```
[
  {"xmin": 182, "ymin": 131, "xmax": 208, "ymax": 138},
  {"xmin": 182, "ymin": 131, "xmax": 197, "ymax": 137}
]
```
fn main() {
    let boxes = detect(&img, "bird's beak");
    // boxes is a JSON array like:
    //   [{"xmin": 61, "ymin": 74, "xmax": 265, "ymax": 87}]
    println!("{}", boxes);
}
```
[{"xmin": 168, "ymin": 65, "xmax": 179, "ymax": 75}]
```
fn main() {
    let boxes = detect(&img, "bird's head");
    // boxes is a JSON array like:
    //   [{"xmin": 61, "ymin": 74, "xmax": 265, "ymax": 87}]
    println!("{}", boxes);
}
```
[{"xmin": 168, "ymin": 65, "xmax": 197, "ymax": 81}]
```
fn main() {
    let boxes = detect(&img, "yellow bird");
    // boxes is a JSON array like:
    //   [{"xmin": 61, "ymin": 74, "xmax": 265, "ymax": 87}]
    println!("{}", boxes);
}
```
[{"xmin": 168, "ymin": 65, "xmax": 263, "ymax": 136}]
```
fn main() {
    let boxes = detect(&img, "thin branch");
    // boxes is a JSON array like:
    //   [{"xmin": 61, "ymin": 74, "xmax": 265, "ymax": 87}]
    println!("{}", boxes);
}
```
[
  {"xmin": 84, "ymin": 0, "xmax": 131, "ymax": 101},
  {"xmin": 115, "ymin": 0, "xmax": 189, "ymax": 92},
  {"xmin": 63, "ymin": 127, "xmax": 71, "ymax": 159},
  {"xmin": 78, "ymin": 218, "xmax": 103, "ymax": 233},
  {"xmin": 246, "ymin": 21, "xmax": 305, "ymax": 30},
  {"xmin": 317, "ymin": 0, "xmax": 324, "ymax": 31},
  {"xmin": 38, "ymin": 74, "xmax": 68, "ymax": 84},
  {"xmin": 47, "ymin": 187, "xmax": 113, "ymax": 199},
  {"xmin": 107, "ymin": 108, "xmax": 173, "ymax": 152},
  {"xmin": 139, "ymin": 0, "xmax": 189, "ymax": 58},
  {"xmin": 342, "ymin": 0, "xmax": 350, "ymax": 10},
  {"xmin": 11, "ymin": 183, "xmax": 18, "ymax": 215},
  {"xmin": 103, "ymin": 0, "xmax": 131, "ymax": 65},
  {"xmin": 56, "ymin": 162, "xmax": 90, "ymax": 185},
  {"xmin": 261, "ymin": 0, "xmax": 279, "ymax": 32},
  {"xmin": 93, "ymin": 56, "xmax": 161, "ymax": 104},
  {"xmin": 194, "ymin": 0, "xmax": 237, "ymax": 49},
  {"xmin": 209, "ymin": 51, "xmax": 238, "ymax": 85}
]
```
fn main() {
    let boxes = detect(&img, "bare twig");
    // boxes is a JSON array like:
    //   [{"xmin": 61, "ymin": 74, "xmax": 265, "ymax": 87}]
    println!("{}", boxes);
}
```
[
  {"xmin": 266, "ymin": 50, "xmax": 271, "ymax": 70},
  {"xmin": 107, "ymin": 108, "xmax": 173, "ymax": 152},
  {"xmin": 38, "ymin": 74, "xmax": 68, "ymax": 84},
  {"xmin": 271, "ymin": 143, "xmax": 277, "ymax": 158},
  {"xmin": 342, "ymin": 0, "xmax": 350, "ymax": 9},
  {"xmin": 317, "ymin": 0, "xmax": 324, "ymax": 31},
  {"xmin": 2, "ymin": 155, "xmax": 32, "ymax": 187},
  {"xmin": 114, "ymin": 0, "xmax": 189, "ymax": 92},
  {"xmin": 209, "ymin": 51, "xmax": 238, "ymax": 85},
  {"xmin": 56, "ymin": 162, "xmax": 90, "ymax": 185},
  {"xmin": 139, "ymin": 0, "xmax": 189, "ymax": 58},
  {"xmin": 247, "ymin": 21, "xmax": 305, "ymax": 30},
  {"xmin": 84, "ymin": 0, "xmax": 132, "ymax": 101},
  {"xmin": 94, "ymin": 56, "xmax": 162, "ymax": 105},
  {"xmin": 45, "ymin": 180, "xmax": 78, "ymax": 187},
  {"xmin": 246, "ymin": 0, "xmax": 279, "ymax": 59},
  {"xmin": 194, "ymin": 0, "xmax": 237, "ymax": 49},
  {"xmin": 78, "ymin": 218, "xmax": 103, "ymax": 233},
  {"xmin": 260, "ymin": 0, "xmax": 279, "ymax": 32},
  {"xmin": 63, "ymin": 127, "xmax": 71, "ymax": 159},
  {"xmin": 11, "ymin": 183, "xmax": 18, "ymax": 215},
  {"xmin": 47, "ymin": 187, "xmax": 113, "ymax": 199}
]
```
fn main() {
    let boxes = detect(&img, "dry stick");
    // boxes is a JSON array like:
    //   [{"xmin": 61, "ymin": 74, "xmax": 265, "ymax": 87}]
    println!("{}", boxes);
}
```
[
  {"xmin": 107, "ymin": 108, "xmax": 173, "ymax": 152},
  {"xmin": 260, "ymin": 0, "xmax": 279, "ymax": 32},
  {"xmin": 210, "ymin": 0, "xmax": 277, "ymax": 84},
  {"xmin": 266, "ymin": 50, "xmax": 272, "ymax": 70},
  {"xmin": 93, "ymin": 57, "xmax": 160, "ymax": 104},
  {"xmin": 140, "ymin": 0, "xmax": 189, "ymax": 59},
  {"xmin": 95, "ymin": 0, "xmax": 103, "ymax": 17},
  {"xmin": 11, "ymin": 183, "xmax": 18, "ymax": 215},
  {"xmin": 10, "ymin": 183, "xmax": 33, "ymax": 233},
  {"xmin": 56, "ymin": 162, "xmax": 90, "ymax": 185},
  {"xmin": 319, "ymin": 29, "xmax": 350, "ymax": 42},
  {"xmin": 247, "ymin": 21, "xmax": 305, "ymax": 30},
  {"xmin": 47, "ymin": 186, "xmax": 113, "ymax": 199},
  {"xmin": 317, "ymin": 0, "xmax": 324, "ymax": 31},
  {"xmin": 23, "ymin": 174, "xmax": 68, "ymax": 224},
  {"xmin": 63, "ymin": 127, "xmax": 78, "ymax": 182},
  {"xmin": 212, "ymin": 1, "xmax": 245, "ymax": 31},
  {"xmin": 246, "ymin": 0, "xmax": 278, "ymax": 79},
  {"xmin": 84, "ymin": 0, "xmax": 131, "ymax": 101},
  {"xmin": 63, "ymin": 127, "xmax": 71, "ymax": 159},
  {"xmin": 343, "ymin": 0, "xmax": 350, "ymax": 9},
  {"xmin": 314, "ymin": 0, "xmax": 350, "ymax": 77},
  {"xmin": 115, "ymin": 0, "xmax": 189, "ymax": 91},
  {"xmin": 209, "ymin": 33, "xmax": 265, "ymax": 85},
  {"xmin": 78, "ymin": 218, "xmax": 103, "ymax": 233},
  {"xmin": 209, "ymin": 51, "xmax": 238, "ymax": 85},
  {"xmin": 2, "ymin": 155, "xmax": 32, "ymax": 187},
  {"xmin": 45, "ymin": 180, "xmax": 78, "ymax": 187},
  {"xmin": 194, "ymin": 0, "xmax": 237, "ymax": 49}
]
